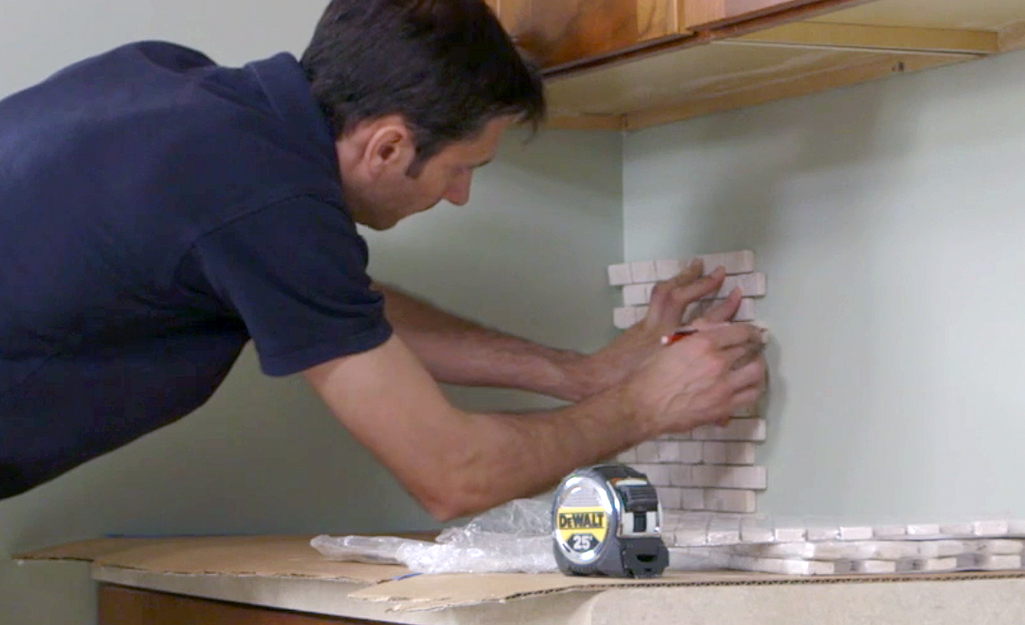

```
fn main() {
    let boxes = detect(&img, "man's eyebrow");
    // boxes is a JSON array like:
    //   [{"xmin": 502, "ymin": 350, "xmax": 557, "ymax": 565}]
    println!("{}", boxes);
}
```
[{"xmin": 470, "ymin": 158, "xmax": 493, "ymax": 169}]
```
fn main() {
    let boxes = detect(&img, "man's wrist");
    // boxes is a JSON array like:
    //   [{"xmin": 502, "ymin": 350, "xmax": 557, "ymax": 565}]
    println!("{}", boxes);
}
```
[
  {"xmin": 552, "ymin": 350, "xmax": 602, "ymax": 403},
  {"xmin": 621, "ymin": 373, "xmax": 664, "ymax": 442}
]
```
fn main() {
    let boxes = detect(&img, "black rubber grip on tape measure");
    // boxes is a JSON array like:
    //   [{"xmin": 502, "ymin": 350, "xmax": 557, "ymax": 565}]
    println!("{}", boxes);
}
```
[{"xmin": 618, "ymin": 484, "xmax": 659, "ymax": 512}]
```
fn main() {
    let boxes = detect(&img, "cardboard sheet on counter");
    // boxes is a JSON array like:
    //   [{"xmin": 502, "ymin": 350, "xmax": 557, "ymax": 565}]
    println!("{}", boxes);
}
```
[
  {"xmin": 14, "ymin": 535, "xmax": 409, "ymax": 584},
  {"xmin": 349, "ymin": 568, "xmax": 1025, "ymax": 612},
  {"xmin": 349, "ymin": 569, "xmax": 788, "ymax": 612},
  {"xmin": 16, "ymin": 535, "xmax": 1025, "ymax": 613}
]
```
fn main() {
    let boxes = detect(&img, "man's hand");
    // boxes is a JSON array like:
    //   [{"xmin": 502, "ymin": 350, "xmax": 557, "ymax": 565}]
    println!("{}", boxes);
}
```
[
  {"xmin": 566, "ymin": 259, "xmax": 748, "ymax": 400},
  {"xmin": 624, "ymin": 321, "xmax": 767, "ymax": 435}
]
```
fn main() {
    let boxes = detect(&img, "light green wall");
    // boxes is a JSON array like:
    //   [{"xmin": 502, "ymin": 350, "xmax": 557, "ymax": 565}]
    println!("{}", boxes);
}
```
[
  {"xmin": 0, "ymin": 2, "xmax": 624, "ymax": 623},
  {"xmin": 8, "ymin": 0, "xmax": 1025, "ymax": 621},
  {"xmin": 623, "ymin": 49, "xmax": 1025, "ymax": 521}
]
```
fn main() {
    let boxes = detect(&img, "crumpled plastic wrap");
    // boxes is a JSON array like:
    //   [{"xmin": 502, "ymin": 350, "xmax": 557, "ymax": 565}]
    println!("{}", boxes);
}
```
[{"xmin": 311, "ymin": 497, "xmax": 558, "ymax": 574}]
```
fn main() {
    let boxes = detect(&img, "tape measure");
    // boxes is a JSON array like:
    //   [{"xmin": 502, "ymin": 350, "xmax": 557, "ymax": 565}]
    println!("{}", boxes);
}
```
[{"xmin": 552, "ymin": 464, "xmax": 668, "ymax": 578}]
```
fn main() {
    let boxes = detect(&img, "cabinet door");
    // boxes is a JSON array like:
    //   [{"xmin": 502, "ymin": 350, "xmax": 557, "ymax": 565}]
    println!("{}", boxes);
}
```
[
  {"xmin": 680, "ymin": 0, "xmax": 827, "ymax": 30},
  {"xmin": 493, "ymin": 0, "xmax": 684, "ymax": 69}
]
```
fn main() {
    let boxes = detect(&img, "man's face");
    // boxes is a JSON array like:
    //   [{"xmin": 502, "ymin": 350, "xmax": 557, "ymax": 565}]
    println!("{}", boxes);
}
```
[{"xmin": 345, "ymin": 116, "xmax": 514, "ymax": 230}]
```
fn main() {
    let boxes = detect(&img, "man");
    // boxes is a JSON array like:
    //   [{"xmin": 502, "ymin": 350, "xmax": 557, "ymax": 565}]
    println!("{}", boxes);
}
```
[{"xmin": 0, "ymin": 0, "xmax": 766, "ymax": 517}]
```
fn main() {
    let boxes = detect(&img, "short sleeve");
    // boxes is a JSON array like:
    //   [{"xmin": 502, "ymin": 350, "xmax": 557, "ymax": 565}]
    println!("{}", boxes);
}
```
[{"xmin": 184, "ymin": 196, "xmax": 392, "ymax": 376}]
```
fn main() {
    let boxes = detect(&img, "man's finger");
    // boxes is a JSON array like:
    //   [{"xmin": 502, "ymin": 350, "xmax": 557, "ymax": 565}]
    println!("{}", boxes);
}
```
[
  {"xmin": 692, "ymin": 321, "xmax": 764, "ymax": 349},
  {"xmin": 649, "ymin": 267, "xmax": 726, "ymax": 324},
  {"xmin": 681, "ymin": 298, "xmax": 712, "ymax": 325},
  {"xmin": 660, "ymin": 264, "xmax": 725, "ymax": 309},
  {"xmin": 700, "ymin": 287, "xmax": 742, "ymax": 323},
  {"xmin": 672, "ymin": 257, "xmax": 704, "ymax": 285},
  {"xmin": 728, "ymin": 386, "xmax": 763, "ymax": 413},
  {"xmin": 726, "ymin": 357, "xmax": 767, "ymax": 392},
  {"xmin": 719, "ymin": 345, "xmax": 751, "ymax": 370},
  {"xmin": 727, "ymin": 338, "xmax": 768, "ymax": 370}
]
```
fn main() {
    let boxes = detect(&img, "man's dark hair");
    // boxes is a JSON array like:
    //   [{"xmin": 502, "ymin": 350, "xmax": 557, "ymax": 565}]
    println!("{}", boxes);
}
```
[{"xmin": 300, "ymin": 0, "xmax": 546, "ymax": 175}]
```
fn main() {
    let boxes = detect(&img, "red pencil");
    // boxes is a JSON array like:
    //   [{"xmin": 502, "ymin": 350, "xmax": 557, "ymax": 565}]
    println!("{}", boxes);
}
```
[
  {"xmin": 661, "ymin": 322, "xmax": 768, "ymax": 346},
  {"xmin": 660, "ymin": 326, "xmax": 700, "ymax": 346}
]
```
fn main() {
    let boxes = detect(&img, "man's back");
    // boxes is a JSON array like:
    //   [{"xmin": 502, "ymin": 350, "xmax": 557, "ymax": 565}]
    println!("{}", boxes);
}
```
[{"xmin": 0, "ymin": 42, "xmax": 385, "ymax": 498}]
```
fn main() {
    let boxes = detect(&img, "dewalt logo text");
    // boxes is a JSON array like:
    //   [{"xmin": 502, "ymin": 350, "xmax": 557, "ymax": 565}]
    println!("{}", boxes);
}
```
[{"xmin": 558, "ymin": 511, "xmax": 605, "ymax": 530}]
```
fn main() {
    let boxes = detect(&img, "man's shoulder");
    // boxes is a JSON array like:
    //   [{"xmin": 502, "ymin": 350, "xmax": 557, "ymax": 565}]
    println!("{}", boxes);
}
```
[
  {"xmin": 7, "ymin": 41, "xmax": 265, "ymax": 135},
  {"xmin": 42, "ymin": 41, "xmax": 218, "ymax": 86},
  {"xmin": 105, "ymin": 40, "xmax": 217, "ymax": 70},
  {"xmin": 62, "ymin": 43, "xmax": 342, "ymax": 227},
  {"xmin": 0, "ymin": 39, "xmax": 343, "ymax": 289},
  {"xmin": 118, "ymin": 40, "xmax": 217, "ymax": 67}
]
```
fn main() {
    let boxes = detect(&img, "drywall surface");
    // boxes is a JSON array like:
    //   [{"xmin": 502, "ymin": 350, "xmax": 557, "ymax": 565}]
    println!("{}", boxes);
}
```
[{"xmin": 623, "ymin": 48, "xmax": 1025, "ymax": 521}]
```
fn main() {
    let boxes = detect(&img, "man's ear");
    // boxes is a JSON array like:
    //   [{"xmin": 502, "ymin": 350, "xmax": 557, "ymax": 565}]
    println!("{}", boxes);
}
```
[{"xmin": 364, "ymin": 117, "xmax": 416, "ymax": 178}]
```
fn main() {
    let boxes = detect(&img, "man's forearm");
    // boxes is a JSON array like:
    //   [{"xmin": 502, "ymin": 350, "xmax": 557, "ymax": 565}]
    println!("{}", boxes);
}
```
[
  {"xmin": 375, "ymin": 283, "xmax": 592, "ymax": 401},
  {"xmin": 373, "ymin": 265, "xmax": 745, "ymax": 405},
  {"xmin": 445, "ymin": 389, "xmax": 653, "ymax": 517},
  {"xmin": 305, "ymin": 328, "xmax": 765, "ymax": 521},
  {"xmin": 416, "ymin": 397, "xmax": 639, "ymax": 519},
  {"xmin": 304, "ymin": 335, "xmax": 659, "ymax": 521}
]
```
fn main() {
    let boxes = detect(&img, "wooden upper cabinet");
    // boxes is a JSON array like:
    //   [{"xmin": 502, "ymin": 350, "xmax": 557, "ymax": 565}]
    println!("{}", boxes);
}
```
[
  {"xmin": 487, "ymin": 0, "xmax": 686, "ymax": 70},
  {"xmin": 680, "ymin": 0, "xmax": 831, "ymax": 30},
  {"xmin": 499, "ymin": 0, "xmax": 1025, "ymax": 129}
]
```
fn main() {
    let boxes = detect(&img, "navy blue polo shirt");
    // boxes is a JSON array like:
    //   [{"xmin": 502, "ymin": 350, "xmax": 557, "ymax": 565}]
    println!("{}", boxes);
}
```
[{"xmin": 0, "ymin": 42, "xmax": 392, "ymax": 499}]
